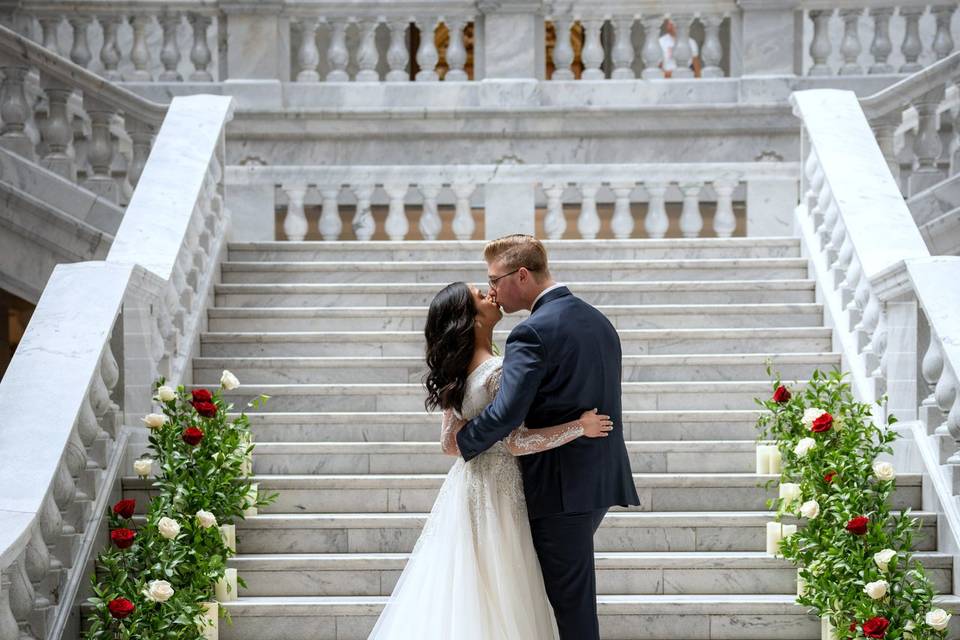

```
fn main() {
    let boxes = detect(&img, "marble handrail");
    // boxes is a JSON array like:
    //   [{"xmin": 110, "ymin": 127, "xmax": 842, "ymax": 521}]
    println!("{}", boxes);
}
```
[
  {"xmin": 0, "ymin": 94, "xmax": 233, "ymax": 639},
  {"xmin": 860, "ymin": 51, "xmax": 960, "ymax": 121}
]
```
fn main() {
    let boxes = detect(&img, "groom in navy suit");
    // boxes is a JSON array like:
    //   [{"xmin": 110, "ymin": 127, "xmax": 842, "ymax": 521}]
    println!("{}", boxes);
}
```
[{"xmin": 456, "ymin": 234, "xmax": 640, "ymax": 640}]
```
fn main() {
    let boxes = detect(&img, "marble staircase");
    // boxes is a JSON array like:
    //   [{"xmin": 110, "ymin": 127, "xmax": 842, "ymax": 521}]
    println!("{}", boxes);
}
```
[{"xmin": 123, "ymin": 238, "xmax": 958, "ymax": 639}]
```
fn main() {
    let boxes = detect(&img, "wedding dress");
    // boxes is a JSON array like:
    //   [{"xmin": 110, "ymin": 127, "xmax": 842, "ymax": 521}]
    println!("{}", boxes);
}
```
[{"xmin": 367, "ymin": 356, "xmax": 585, "ymax": 640}]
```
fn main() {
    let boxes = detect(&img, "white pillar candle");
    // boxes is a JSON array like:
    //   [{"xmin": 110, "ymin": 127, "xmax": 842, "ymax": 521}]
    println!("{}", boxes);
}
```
[
  {"xmin": 219, "ymin": 524, "xmax": 236, "ymax": 552},
  {"xmin": 197, "ymin": 601, "xmax": 218, "ymax": 640},
  {"xmin": 243, "ymin": 483, "xmax": 259, "ymax": 517},
  {"xmin": 797, "ymin": 571, "xmax": 807, "ymax": 597},
  {"xmin": 215, "ymin": 568, "xmax": 238, "ymax": 602},
  {"xmin": 765, "ymin": 522, "xmax": 782, "ymax": 555},
  {"xmin": 756, "ymin": 445, "xmax": 772, "ymax": 474},
  {"xmin": 782, "ymin": 524, "xmax": 797, "ymax": 538},
  {"xmin": 769, "ymin": 447, "xmax": 783, "ymax": 474}
]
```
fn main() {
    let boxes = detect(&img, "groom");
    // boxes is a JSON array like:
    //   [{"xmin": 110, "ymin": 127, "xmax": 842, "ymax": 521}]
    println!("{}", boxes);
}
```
[{"xmin": 456, "ymin": 234, "xmax": 640, "ymax": 640}]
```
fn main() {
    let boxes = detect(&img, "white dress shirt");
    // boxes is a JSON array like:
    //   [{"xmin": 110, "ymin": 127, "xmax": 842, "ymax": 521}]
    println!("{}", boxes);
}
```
[{"xmin": 531, "ymin": 283, "xmax": 566, "ymax": 310}]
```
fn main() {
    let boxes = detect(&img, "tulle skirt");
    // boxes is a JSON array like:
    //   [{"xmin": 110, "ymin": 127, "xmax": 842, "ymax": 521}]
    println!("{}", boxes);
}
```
[{"xmin": 367, "ymin": 448, "xmax": 559, "ymax": 640}]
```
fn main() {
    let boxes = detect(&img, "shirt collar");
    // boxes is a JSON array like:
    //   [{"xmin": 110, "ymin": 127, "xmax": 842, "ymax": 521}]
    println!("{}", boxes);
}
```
[{"xmin": 531, "ymin": 283, "xmax": 565, "ymax": 311}]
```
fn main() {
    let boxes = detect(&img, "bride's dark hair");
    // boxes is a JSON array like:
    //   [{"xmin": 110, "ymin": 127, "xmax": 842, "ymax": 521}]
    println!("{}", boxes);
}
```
[{"xmin": 423, "ymin": 282, "xmax": 477, "ymax": 413}]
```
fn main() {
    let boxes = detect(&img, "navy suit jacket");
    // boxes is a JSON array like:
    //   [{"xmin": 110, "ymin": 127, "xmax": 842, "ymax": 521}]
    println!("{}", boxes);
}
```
[{"xmin": 456, "ymin": 286, "xmax": 640, "ymax": 519}]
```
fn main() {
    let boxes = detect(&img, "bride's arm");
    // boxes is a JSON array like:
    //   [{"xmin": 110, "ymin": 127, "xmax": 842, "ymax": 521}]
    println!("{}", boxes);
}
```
[
  {"xmin": 503, "ymin": 409, "xmax": 613, "ymax": 456},
  {"xmin": 440, "ymin": 408, "xmax": 466, "ymax": 456}
]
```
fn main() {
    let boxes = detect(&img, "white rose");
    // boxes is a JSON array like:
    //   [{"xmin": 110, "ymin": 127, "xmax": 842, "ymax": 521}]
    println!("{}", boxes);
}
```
[
  {"xmin": 873, "ymin": 460, "xmax": 896, "ymax": 481},
  {"xmin": 155, "ymin": 386, "xmax": 176, "ymax": 402},
  {"xmin": 801, "ymin": 407, "xmax": 827, "ymax": 428},
  {"xmin": 904, "ymin": 620, "xmax": 916, "ymax": 639},
  {"xmin": 925, "ymin": 609, "xmax": 951, "ymax": 631},
  {"xmin": 864, "ymin": 579, "xmax": 888, "ymax": 600},
  {"xmin": 799, "ymin": 499, "xmax": 820, "ymax": 519},
  {"xmin": 873, "ymin": 548, "xmax": 896, "ymax": 572},
  {"xmin": 143, "ymin": 579, "xmax": 174, "ymax": 603},
  {"xmin": 221, "ymin": 370, "xmax": 240, "ymax": 390},
  {"xmin": 794, "ymin": 438, "xmax": 817, "ymax": 457},
  {"xmin": 133, "ymin": 457, "xmax": 153, "ymax": 478},
  {"xmin": 141, "ymin": 413, "xmax": 167, "ymax": 429},
  {"xmin": 157, "ymin": 516, "xmax": 181, "ymax": 540},
  {"xmin": 779, "ymin": 483, "xmax": 801, "ymax": 504},
  {"xmin": 196, "ymin": 510, "xmax": 218, "ymax": 529}
]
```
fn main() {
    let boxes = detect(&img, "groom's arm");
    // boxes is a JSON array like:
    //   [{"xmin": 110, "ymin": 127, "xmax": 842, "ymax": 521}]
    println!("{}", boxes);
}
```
[{"xmin": 456, "ymin": 323, "xmax": 546, "ymax": 462}]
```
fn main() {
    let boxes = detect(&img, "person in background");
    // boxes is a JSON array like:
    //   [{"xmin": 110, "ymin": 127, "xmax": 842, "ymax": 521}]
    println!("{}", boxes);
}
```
[{"xmin": 659, "ymin": 19, "xmax": 702, "ymax": 78}]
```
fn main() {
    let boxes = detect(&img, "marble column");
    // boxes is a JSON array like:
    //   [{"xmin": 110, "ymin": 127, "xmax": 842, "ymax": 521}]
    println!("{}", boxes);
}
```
[
  {"xmin": 747, "ymin": 178, "xmax": 798, "ymax": 236},
  {"xmin": 737, "ymin": 0, "xmax": 802, "ymax": 76},
  {"xmin": 476, "ymin": 0, "xmax": 544, "ymax": 79},
  {"xmin": 485, "ymin": 183, "xmax": 534, "ymax": 239},
  {"xmin": 224, "ymin": 1, "xmax": 291, "ymax": 81}
]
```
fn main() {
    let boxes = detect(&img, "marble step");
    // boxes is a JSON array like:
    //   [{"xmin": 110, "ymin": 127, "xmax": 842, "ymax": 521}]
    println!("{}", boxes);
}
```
[
  {"xmin": 234, "ymin": 410, "xmax": 766, "ymax": 443},
  {"xmin": 226, "ymin": 551, "xmax": 952, "ymax": 598},
  {"xmin": 213, "ymin": 280, "xmax": 817, "ymax": 307},
  {"xmin": 193, "ymin": 380, "xmax": 807, "ymax": 412},
  {"xmin": 207, "ymin": 303, "xmax": 825, "ymax": 332},
  {"xmin": 227, "ymin": 238, "xmax": 802, "ymax": 263},
  {"xmin": 220, "ymin": 258, "xmax": 810, "ymax": 285},
  {"xmin": 206, "ymin": 512, "xmax": 939, "ymax": 554},
  {"xmin": 199, "ymin": 328, "xmax": 832, "ymax": 358},
  {"xmin": 122, "ymin": 473, "xmax": 921, "ymax": 514},
  {"xmin": 217, "ymin": 594, "xmax": 960, "ymax": 640},
  {"xmin": 194, "ymin": 353, "xmax": 840, "ymax": 385}
]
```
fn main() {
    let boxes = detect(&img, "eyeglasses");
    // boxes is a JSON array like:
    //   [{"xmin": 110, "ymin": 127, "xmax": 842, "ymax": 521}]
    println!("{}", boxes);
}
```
[{"xmin": 488, "ymin": 268, "xmax": 520, "ymax": 288}]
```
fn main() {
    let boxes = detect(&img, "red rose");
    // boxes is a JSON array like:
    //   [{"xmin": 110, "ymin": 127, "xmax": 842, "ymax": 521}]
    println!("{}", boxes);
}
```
[
  {"xmin": 772, "ymin": 385, "xmax": 791, "ymax": 403},
  {"xmin": 824, "ymin": 471, "xmax": 837, "ymax": 484},
  {"xmin": 182, "ymin": 426, "xmax": 204, "ymax": 446},
  {"xmin": 192, "ymin": 401, "xmax": 217, "ymax": 418},
  {"xmin": 862, "ymin": 617, "xmax": 889, "ymax": 639},
  {"xmin": 108, "ymin": 597, "xmax": 135, "ymax": 619},
  {"xmin": 811, "ymin": 412, "xmax": 833, "ymax": 433},
  {"xmin": 110, "ymin": 528, "xmax": 136, "ymax": 549},
  {"xmin": 850, "ymin": 622, "xmax": 857, "ymax": 633},
  {"xmin": 846, "ymin": 516, "xmax": 869, "ymax": 535},
  {"xmin": 191, "ymin": 389, "xmax": 213, "ymax": 403},
  {"xmin": 112, "ymin": 499, "xmax": 136, "ymax": 519}
]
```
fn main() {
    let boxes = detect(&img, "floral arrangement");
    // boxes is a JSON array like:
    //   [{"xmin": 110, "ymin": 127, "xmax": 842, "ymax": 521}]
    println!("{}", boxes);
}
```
[
  {"xmin": 758, "ymin": 367, "xmax": 950, "ymax": 640},
  {"xmin": 84, "ymin": 371, "xmax": 275, "ymax": 639}
]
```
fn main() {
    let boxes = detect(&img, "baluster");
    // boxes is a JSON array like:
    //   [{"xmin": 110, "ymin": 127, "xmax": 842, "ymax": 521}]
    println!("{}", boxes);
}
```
[
  {"xmin": 610, "ymin": 18, "xmax": 635, "ymax": 79},
  {"xmin": 386, "ymin": 20, "xmax": 410, "ymax": 82},
  {"xmin": 38, "ymin": 495, "xmax": 64, "ymax": 575},
  {"xmin": 37, "ymin": 83, "xmax": 74, "ymax": 180},
  {"xmin": 39, "ymin": 17, "xmax": 60, "ymax": 53},
  {"xmin": 0, "ymin": 65, "xmax": 35, "ymax": 159},
  {"xmin": 551, "ymin": 17, "xmax": 575, "ymax": 80},
  {"xmin": 838, "ymin": 9, "xmax": 863, "ymax": 75},
  {"xmin": 870, "ymin": 112, "xmax": 901, "ymax": 185},
  {"xmin": 64, "ymin": 430, "xmax": 89, "ymax": 501},
  {"xmin": 445, "ymin": 17, "xmax": 469, "ymax": 81},
  {"xmin": 282, "ymin": 184, "xmax": 308, "ymax": 241},
  {"xmin": 0, "ymin": 571, "xmax": 20, "ymax": 640},
  {"xmin": 934, "ymin": 366, "xmax": 957, "ymax": 436},
  {"xmin": 909, "ymin": 86, "xmax": 947, "ymax": 195},
  {"xmin": 415, "ymin": 17, "xmax": 440, "ymax": 81},
  {"xmin": 189, "ymin": 14, "xmax": 213, "ymax": 81},
  {"xmin": 383, "ymin": 182, "xmax": 410, "ymax": 241},
  {"xmin": 99, "ymin": 15, "xmax": 123, "ymax": 81},
  {"xmin": 900, "ymin": 8, "xmax": 923, "ymax": 73},
  {"xmin": 713, "ymin": 179, "xmax": 737, "ymax": 237},
  {"xmin": 78, "ymin": 396, "xmax": 101, "ymax": 447},
  {"xmin": 543, "ymin": 183, "xmax": 567, "ymax": 239},
  {"xmin": 643, "ymin": 181, "xmax": 669, "ymax": 238},
  {"xmin": 7, "ymin": 561, "xmax": 38, "ymax": 640},
  {"xmin": 671, "ymin": 15, "xmax": 695, "ymax": 79},
  {"xmin": 318, "ymin": 186, "xmax": 342, "ymax": 240},
  {"xmin": 52, "ymin": 465, "xmax": 77, "ymax": 535},
  {"xmin": 818, "ymin": 190, "xmax": 837, "ymax": 250},
  {"xmin": 68, "ymin": 16, "xmax": 92, "ymax": 69},
  {"xmin": 580, "ymin": 19, "xmax": 605, "ymax": 80},
  {"xmin": 25, "ymin": 527, "xmax": 51, "ymax": 623},
  {"xmin": 326, "ymin": 19, "xmax": 350, "ymax": 82},
  {"xmin": 945, "ymin": 384, "xmax": 960, "ymax": 464},
  {"xmin": 356, "ymin": 19, "xmax": 381, "ymax": 82},
  {"xmin": 296, "ymin": 18, "xmax": 321, "ymax": 82},
  {"xmin": 159, "ymin": 13, "xmax": 183, "ymax": 81},
  {"xmin": 130, "ymin": 15, "xmax": 153, "ymax": 81},
  {"xmin": 418, "ymin": 184, "xmax": 442, "ymax": 240},
  {"xmin": 932, "ymin": 5, "xmax": 955, "ymax": 60},
  {"xmin": 351, "ymin": 185, "xmax": 376, "ymax": 241},
  {"xmin": 868, "ymin": 8, "xmax": 894, "ymax": 74},
  {"xmin": 82, "ymin": 100, "xmax": 119, "ymax": 203},
  {"xmin": 833, "ymin": 235, "xmax": 854, "ymax": 291},
  {"xmin": 577, "ymin": 184, "xmax": 601, "ymax": 239},
  {"xmin": 851, "ymin": 266, "xmax": 870, "ymax": 333},
  {"xmin": 843, "ymin": 258, "xmax": 864, "ymax": 322},
  {"xmin": 640, "ymin": 16, "xmax": 664, "ymax": 79},
  {"xmin": 451, "ymin": 182, "xmax": 476, "ymax": 240},
  {"xmin": 808, "ymin": 10, "xmax": 833, "ymax": 76},
  {"xmin": 610, "ymin": 183, "xmax": 635, "ymax": 239},
  {"xmin": 126, "ymin": 121, "xmax": 154, "ymax": 190},
  {"xmin": 951, "ymin": 101, "xmax": 960, "ymax": 177},
  {"xmin": 856, "ymin": 289, "xmax": 880, "ymax": 356},
  {"xmin": 700, "ymin": 14, "xmax": 724, "ymax": 78},
  {"xmin": 920, "ymin": 336, "xmax": 944, "ymax": 433},
  {"xmin": 679, "ymin": 182, "xmax": 704, "ymax": 237}
]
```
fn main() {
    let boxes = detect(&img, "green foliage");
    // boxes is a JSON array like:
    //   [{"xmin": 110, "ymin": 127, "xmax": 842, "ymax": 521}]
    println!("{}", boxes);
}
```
[
  {"xmin": 84, "ymin": 377, "xmax": 277, "ymax": 639},
  {"xmin": 759, "ymin": 366, "xmax": 946, "ymax": 640}
]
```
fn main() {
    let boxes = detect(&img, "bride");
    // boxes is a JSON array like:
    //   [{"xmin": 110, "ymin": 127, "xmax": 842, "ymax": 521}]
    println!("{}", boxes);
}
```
[{"xmin": 367, "ymin": 282, "xmax": 613, "ymax": 640}]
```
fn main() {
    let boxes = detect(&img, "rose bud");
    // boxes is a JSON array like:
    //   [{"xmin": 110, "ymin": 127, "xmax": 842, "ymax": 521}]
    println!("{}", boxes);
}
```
[
  {"xmin": 108, "ymin": 597, "xmax": 135, "ymax": 619},
  {"xmin": 110, "ymin": 528, "xmax": 136, "ymax": 549},
  {"xmin": 182, "ymin": 426, "xmax": 204, "ymax": 446},
  {"xmin": 112, "ymin": 499, "xmax": 136, "ymax": 519},
  {"xmin": 772, "ymin": 385, "xmax": 791, "ymax": 403},
  {"xmin": 191, "ymin": 389, "xmax": 213, "ymax": 403}
]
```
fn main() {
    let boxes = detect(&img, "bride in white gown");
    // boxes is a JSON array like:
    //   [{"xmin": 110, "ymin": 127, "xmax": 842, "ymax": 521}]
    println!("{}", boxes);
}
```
[{"xmin": 368, "ymin": 283, "xmax": 613, "ymax": 640}]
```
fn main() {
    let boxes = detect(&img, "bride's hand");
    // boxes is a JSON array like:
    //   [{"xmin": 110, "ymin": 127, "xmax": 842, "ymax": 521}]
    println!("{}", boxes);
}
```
[{"xmin": 579, "ymin": 408, "xmax": 614, "ymax": 438}]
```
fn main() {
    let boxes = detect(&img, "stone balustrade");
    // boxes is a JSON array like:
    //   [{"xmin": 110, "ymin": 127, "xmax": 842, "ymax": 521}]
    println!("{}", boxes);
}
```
[
  {"xmin": 0, "ymin": 94, "xmax": 232, "ymax": 640},
  {"xmin": 0, "ymin": 23, "xmax": 167, "ymax": 206},
  {"xmin": 227, "ymin": 162, "xmax": 798, "ymax": 241}
]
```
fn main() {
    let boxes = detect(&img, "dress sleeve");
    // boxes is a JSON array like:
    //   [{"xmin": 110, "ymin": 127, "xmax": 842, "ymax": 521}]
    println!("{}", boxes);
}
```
[
  {"xmin": 484, "ymin": 367, "xmax": 585, "ymax": 457},
  {"xmin": 439, "ymin": 408, "xmax": 464, "ymax": 456}
]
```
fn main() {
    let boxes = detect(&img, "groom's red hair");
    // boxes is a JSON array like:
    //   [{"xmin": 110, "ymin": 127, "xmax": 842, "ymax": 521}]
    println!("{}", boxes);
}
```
[{"xmin": 484, "ymin": 235, "xmax": 550, "ymax": 283}]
